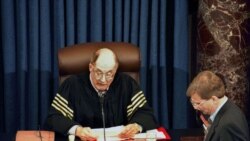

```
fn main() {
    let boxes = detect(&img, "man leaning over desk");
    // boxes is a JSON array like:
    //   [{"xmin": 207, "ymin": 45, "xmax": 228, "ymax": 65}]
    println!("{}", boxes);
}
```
[
  {"xmin": 187, "ymin": 71, "xmax": 249, "ymax": 141},
  {"xmin": 45, "ymin": 48, "xmax": 158, "ymax": 140}
]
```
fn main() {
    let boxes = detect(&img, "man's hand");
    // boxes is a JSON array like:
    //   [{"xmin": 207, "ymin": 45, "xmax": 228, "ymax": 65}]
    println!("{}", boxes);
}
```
[
  {"xmin": 118, "ymin": 123, "xmax": 142, "ymax": 138},
  {"xmin": 75, "ymin": 126, "xmax": 97, "ymax": 141}
]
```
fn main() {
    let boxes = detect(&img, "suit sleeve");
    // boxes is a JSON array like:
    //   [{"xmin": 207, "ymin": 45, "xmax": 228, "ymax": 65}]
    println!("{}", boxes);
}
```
[
  {"xmin": 45, "ymin": 78, "xmax": 79, "ymax": 135},
  {"xmin": 126, "ymin": 78, "xmax": 158, "ymax": 131},
  {"xmin": 219, "ymin": 122, "xmax": 249, "ymax": 141}
]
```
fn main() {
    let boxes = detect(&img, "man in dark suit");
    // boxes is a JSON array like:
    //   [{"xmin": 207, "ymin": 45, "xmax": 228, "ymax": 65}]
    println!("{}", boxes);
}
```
[{"xmin": 186, "ymin": 70, "xmax": 249, "ymax": 141}]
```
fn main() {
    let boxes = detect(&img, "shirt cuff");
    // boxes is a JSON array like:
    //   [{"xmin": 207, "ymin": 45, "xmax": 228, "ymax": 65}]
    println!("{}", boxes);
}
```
[{"xmin": 68, "ymin": 125, "xmax": 81, "ymax": 135}]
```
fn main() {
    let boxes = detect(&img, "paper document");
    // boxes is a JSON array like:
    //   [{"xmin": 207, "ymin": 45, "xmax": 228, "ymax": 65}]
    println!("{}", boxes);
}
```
[
  {"xmin": 134, "ymin": 129, "xmax": 166, "ymax": 139},
  {"xmin": 90, "ymin": 126, "xmax": 167, "ymax": 141},
  {"xmin": 92, "ymin": 125, "xmax": 124, "ymax": 137}
]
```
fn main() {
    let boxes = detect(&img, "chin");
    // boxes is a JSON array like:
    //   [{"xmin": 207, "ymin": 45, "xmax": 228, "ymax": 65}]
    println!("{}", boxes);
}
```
[
  {"xmin": 202, "ymin": 112, "xmax": 209, "ymax": 115},
  {"xmin": 97, "ymin": 88, "xmax": 107, "ymax": 91},
  {"xmin": 96, "ymin": 85, "xmax": 108, "ymax": 91}
]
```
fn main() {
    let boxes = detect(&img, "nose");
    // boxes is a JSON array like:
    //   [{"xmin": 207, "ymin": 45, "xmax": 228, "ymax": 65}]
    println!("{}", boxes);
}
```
[
  {"xmin": 193, "ymin": 105, "xmax": 200, "ymax": 110},
  {"xmin": 99, "ymin": 74, "xmax": 108, "ymax": 83}
]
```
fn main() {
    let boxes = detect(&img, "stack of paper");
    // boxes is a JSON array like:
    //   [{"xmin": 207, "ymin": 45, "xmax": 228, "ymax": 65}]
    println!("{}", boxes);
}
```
[
  {"xmin": 90, "ymin": 126, "xmax": 168, "ymax": 141},
  {"xmin": 16, "ymin": 126, "xmax": 170, "ymax": 141},
  {"xmin": 134, "ymin": 129, "xmax": 166, "ymax": 139},
  {"xmin": 93, "ymin": 125, "xmax": 124, "ymax": 140}
]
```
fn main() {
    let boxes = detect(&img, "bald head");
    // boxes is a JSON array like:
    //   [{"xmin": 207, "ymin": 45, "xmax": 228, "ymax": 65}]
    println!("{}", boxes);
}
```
[{"xmin": 90, "ymin": 48, "xmax": 119, "ymax": 71}]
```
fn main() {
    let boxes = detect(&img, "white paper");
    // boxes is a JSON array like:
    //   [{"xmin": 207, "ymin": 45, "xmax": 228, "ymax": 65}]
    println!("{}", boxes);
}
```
[
  {"xmin": 92, "ymin": 125, "xmax": 124, "ymax": 138},
  {"xmin": 68, "ymin": 125, "xmax": 166, "ymax": 141},
  {"xmin": 91, "ymin": 126, "xmax": 167, "ymax": 141},
  {"xmin": 134, "ymin": 129, "xmax": 166, "ymax": 139}
]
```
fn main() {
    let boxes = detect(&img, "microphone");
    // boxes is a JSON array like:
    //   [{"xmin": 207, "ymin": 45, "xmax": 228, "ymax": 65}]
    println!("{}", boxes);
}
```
[
  {"xmin": 98, "ymin": 91, "xmax": 105, "ymax": 105},
  {"xmin": 38, "ymin": 125, "xmax": 43, "ymax": 141},
  {"xmin": 98, "ymin": 91, "xmax": 106, "ymax": 141}
]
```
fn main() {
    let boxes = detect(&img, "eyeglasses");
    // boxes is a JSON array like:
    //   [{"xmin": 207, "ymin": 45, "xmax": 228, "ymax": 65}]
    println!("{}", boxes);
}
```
[
  {"xmin": 190, "ymin": 99, "xmax": 208, "ymax": 107},
  {"xmin": 93, "ymin": 69, "xmax": 115, "ymax": 81}
]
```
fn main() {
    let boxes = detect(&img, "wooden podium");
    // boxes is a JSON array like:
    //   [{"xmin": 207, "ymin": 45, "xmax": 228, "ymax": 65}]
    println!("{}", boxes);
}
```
[{"xmin": 16, "ymin": 130, "xmax": 54, "ymax": 141}]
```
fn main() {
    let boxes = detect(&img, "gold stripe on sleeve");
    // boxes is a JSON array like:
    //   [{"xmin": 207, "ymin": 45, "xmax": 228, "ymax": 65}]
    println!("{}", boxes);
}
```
[
  {"xmin": 56, "ymin": 93, "xmax": 68, "ymax": 104},
  {"xmin": 131, "ymin": 91, "xmax": 143, "ymax": 101},
  {"xmin": 52, "ymin": 99, "xmax": 73, "ymax": 118},
  {"xmin": 127, "ymin": 99, "xmax": 147, "ymax": 117},
  {"xmin": 127, "ymin": 92, "xmax": 144, "ymax": 109},
  {"xmin": 127, "ymin": 91, "xmax": 147, "ymax": 118},
  {"xmin": 52, "ymin": 103, "xmax": 66, "ymax": 116},
  {"xmin": 52, "ymin": 103, "xmax": 73, "ymax": 119},
  {"xmin": 54, "ymin": 97, "xmax": 73, "ymax": 114},
  {"xmin": 51, "ymin": 93, "xmax": 74, "ymax": 119}
]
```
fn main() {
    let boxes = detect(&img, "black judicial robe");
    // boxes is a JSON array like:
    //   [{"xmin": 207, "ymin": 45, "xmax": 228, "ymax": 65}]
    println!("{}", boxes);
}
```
[{"xmin": 46, "ymin": 73, "xmax": 158, "ymax": 135}]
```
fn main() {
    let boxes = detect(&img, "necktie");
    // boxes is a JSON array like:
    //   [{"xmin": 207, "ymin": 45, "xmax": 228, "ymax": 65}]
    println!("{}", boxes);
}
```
[
  {"xmin": 200, "ymin": 114, "xmax": 212, "ymax": 141},
  {"xmin": 204, "ymin": 125, "xmax": 209, "ymax": 140},
  {"xmin": 98, "ymin": 91, "xmax": 106, "ymax": 97}
]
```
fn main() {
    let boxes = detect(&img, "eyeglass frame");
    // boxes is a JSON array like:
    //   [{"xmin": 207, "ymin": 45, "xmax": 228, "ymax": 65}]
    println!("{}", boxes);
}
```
[{"xmin": 91, "ymin": 63, "xmax": 117, "ymax": 81}]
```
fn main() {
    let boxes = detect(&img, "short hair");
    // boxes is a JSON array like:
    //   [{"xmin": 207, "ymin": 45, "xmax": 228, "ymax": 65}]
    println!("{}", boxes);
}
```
[{"xmin": 186, "ymin": 70, "xmax": 225, "ymax": 99}]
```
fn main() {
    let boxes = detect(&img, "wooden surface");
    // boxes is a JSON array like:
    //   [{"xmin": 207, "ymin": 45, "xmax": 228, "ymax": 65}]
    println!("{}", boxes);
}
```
[{"xmin": 16, "ymin": 130, "xmax": 54, "ymax": 141}]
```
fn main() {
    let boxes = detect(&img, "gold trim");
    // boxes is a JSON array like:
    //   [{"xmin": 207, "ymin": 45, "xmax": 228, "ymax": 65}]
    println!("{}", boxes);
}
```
[
  {"xmin": 127, "ymin": 99, "xmax": 147, "ymax": 117},
  {"xmin": 127, "ymin": 92, "xmax": 144, "ymax": 109},
  {"xmin": 56, "ymin": 93, "xmax": 68, "ymax": 104},
  {"xmin": 52, "ymin": 103, "xmax": 72, "ymax": 119},
  {"xmin": 52, "ymin": 103, "xmax": 66, "ymax": 116},
  {"xmin": 127, "ymin": 94, "xmax": 145, "ymax": 109},
  {"xmin": 52, "ymin": 100, "xmax": 73, "ymax": 117},
  {"xmin": 54, "ymin": 97, "xmax": 73, "ymax": 114},
  {"xmin": 131, "ymin": 91, "xmax": 143, "ymax": 101}
]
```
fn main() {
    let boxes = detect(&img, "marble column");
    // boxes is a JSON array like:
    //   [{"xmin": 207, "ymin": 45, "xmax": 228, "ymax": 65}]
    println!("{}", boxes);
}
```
[{"xmin": 196, "ymin": 0, "xmax": 250, "ymax": 111}]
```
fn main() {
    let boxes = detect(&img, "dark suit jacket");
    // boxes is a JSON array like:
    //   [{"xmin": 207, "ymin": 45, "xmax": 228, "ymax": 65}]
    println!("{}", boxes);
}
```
[{"xmin": 205, "ymin": 100, "xmax": 249, "ymax": 141}]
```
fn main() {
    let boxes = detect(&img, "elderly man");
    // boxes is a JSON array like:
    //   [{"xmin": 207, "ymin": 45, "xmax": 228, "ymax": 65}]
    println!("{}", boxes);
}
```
[
  {"xmin": 186, "ymin": 70, "xmax": 249, "ymax": 141},
  {"xmin": 45, "ymin": 48, "xmax": 158, "ymax": 140}
]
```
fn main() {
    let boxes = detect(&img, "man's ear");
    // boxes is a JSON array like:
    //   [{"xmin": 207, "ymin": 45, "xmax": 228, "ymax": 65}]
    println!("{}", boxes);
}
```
[
  {"xmin": 89, "ymin": 63, "xmax": 94, "ymax": 72},
  {"xmin": 211, "ymin": 96, "xmax": 219, "ymax": 102}
]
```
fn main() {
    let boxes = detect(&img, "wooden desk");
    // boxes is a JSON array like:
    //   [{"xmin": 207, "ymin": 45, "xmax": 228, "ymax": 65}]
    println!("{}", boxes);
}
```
[
  {"xmin": 14, "ymin": 129, "xmax": 203, "ymax": 141},
  {"xmin": 0, "ymin": 128, "xmax": 203, "ymax": 141},
  {"xmin": 16, "ymin": 130, "xmax": 54, "ymax": 141},
  {"xmin": 14, "ymin": 129, "xmax": 171, "ymax": 141},
  {"xmin": 168, "ymin": 128, "xmax": 203, "ymax": 141}
]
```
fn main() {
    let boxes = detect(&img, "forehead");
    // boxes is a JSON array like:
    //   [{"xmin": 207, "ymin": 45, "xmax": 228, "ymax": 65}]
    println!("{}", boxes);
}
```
[
  {"xmin": 190, "ymin": 93, "xmax": 202, "ymax": 101},
  {"xmin": 95, "ymin": 64, "xmax": 115, "ymax": 72}
]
